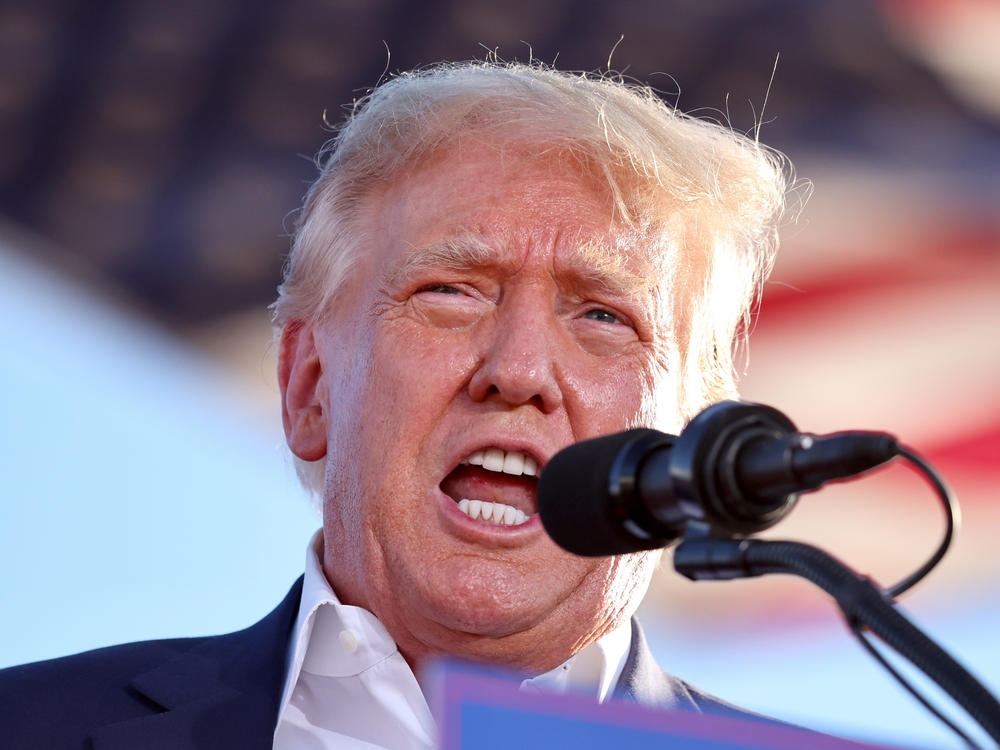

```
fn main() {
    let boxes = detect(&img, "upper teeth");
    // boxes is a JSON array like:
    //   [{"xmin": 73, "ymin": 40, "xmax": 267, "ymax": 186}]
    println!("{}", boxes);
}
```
[{"xmin": 461, "ymin": 448, "xmax": 539, "ymax": 477}]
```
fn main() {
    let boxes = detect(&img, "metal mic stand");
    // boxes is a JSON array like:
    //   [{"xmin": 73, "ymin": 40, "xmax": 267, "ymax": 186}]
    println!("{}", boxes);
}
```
[{"xmin": 673, "ymin": 531, "xmax": 1000, "ymax": 747}]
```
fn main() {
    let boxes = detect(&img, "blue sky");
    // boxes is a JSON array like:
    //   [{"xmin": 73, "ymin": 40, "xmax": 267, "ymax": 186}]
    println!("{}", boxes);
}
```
[{"xmin": 0, "ymin": 244, "xmax": 318, "ymax": 663}]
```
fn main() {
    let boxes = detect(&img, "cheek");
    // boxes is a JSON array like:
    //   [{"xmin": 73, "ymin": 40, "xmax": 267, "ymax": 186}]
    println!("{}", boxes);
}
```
[
  {"xmin": 372, "ymin": 324, "xmax": 481, "ymax": 403},
  {"xmin": 327, "ymin": 325, "xmax": 480, "ymax": 503},
  {"xmin": 318, "ymin": 331, "xmax": 374, "ymax": 526},
  {"xmin": 647, "ymin": 368, "xmax": 684, "ymax": 433},
  {"xmin": 565, "ymin": 355, "xmax": 669, "ymax": 434},
  {"xmin": 326, "ymin": 321, "xmax": 460, "ymax": 436},
  {"xmin": 616, "ymin": 352, "xmax": 681, "ymax": 433}
]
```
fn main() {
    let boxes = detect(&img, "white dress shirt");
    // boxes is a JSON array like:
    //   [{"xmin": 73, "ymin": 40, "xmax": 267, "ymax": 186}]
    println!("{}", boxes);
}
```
[{"xmin": 273, "ymin": 532, "xmax": 632, "ymax": 750}]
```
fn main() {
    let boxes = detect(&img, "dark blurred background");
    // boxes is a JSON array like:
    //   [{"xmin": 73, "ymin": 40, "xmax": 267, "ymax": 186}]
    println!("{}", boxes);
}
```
[
  {"xmin": 2, "ymin": 1, "xmax": 999, "ymax": 746},
  {"xmin": 2, "ymin": 0, "xmax": 997, "ymax": 326}
]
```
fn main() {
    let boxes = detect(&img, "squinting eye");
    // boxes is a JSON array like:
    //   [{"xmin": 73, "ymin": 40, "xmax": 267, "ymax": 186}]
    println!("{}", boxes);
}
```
[
  {"xmin": 420, "ymin": 284, "xmax": 463, "ymax": 295},
  {"xmin": 582, "ymin": 308, "xmax": 619, "ymax": 324}
]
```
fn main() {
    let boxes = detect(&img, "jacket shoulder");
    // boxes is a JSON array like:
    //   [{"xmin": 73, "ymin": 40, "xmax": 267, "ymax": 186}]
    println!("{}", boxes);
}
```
[
  {"xmin": 0, "ymin": 637, "xmax": 206, "ymax": 748},
  {"xmin": 0, "ymin": 577, "xmax": 303, "ymax": 749},
  {"xmin": 615, "ymin": 619, "xmax": 779, "ymax": 724},
  {"xmin": 0, "ymin": 634, "xmax": 204, "ymax": 688}
]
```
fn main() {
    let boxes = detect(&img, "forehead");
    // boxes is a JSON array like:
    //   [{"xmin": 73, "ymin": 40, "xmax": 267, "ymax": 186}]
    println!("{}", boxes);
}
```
[{"xmin": 362, "ymin": 143, "xmax": 671, "ymax": 287}]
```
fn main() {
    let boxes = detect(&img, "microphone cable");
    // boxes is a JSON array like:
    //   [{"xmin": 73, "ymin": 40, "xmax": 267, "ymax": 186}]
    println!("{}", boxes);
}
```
[
  {"xmin": 847, "ymin": 444, "xmax": 974, "ymax": 747},
  {"xmin": 848, "ymin": 620, "xmax": 980, "ymax": 749},
  {"xmin": 884, "ymin": 444, "xmax": 959, "ymax": 599}
]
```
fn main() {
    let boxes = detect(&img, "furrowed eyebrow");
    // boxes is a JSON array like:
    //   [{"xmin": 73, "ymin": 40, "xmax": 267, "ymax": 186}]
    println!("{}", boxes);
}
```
[
  {"xmin": 569, "ymin": 239, "xmax": 654, "ymax": 298},
  {"xmin": 381, "ymin": 231, "xmax": 657, "ymax": 299},
  {"xmin": 381, "ymin": 233, "xmax": 500, "ymax": 290}
]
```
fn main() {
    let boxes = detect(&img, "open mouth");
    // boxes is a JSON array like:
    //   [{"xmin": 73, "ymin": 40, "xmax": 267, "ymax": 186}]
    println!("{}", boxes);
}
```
[{"xmin": 440, "ymin": 448, "xmax": 540, "ymax": 527}]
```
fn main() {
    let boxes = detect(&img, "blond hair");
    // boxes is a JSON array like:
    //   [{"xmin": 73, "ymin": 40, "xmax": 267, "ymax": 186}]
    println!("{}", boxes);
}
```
[{"xmin": 272, "ymin": 61, "xmax": 796, "ymax": 496}]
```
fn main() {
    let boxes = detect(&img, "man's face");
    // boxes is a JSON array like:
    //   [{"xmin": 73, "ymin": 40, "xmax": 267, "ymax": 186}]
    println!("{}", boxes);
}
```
[{"xmin": 283, "ymin": 143, "xmax": 690, "ymax": 672}]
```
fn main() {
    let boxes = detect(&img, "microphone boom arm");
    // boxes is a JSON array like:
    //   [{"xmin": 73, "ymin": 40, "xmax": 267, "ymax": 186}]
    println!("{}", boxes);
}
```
[{"xmin": 674, "ymin": 534, "xmax": 1000, "ymax": 747}]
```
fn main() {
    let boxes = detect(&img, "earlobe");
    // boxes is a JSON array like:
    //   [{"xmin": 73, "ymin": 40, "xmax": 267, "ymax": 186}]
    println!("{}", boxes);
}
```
[{"xmin": 278, "ymin": 320, "xmax": 328, "ymax": 461}]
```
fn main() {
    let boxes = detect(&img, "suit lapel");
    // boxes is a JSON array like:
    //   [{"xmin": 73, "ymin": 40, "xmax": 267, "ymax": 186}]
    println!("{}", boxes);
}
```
[
  {"xmin": 90, "ymin": 577, "xmax": 304, "ymax": 750},
  {"xmin": 613, "ymin": 618, "xmax": 703, "ymax": 711}
]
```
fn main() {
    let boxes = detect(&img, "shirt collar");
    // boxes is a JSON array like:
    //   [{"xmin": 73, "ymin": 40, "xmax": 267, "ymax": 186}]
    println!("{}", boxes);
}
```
[
  {"xmin": 277, "ymin": 530, "xmax": 633, "ymax": 721},
  {"xmin": 277, "ymin": 530, "xmax": 401, "ymax": 721}
]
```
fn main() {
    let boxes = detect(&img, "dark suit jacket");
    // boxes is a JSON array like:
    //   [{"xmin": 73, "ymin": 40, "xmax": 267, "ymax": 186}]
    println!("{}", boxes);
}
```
[{"xmin": 0, "ymin": 578, "xmax": 752, "ymax": 749}]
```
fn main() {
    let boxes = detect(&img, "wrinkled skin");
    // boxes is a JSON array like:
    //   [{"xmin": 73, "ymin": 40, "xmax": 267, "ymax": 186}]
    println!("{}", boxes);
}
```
[{"xmin": 279, "ymin": 142, "xmax": 695, "ymax": 674}]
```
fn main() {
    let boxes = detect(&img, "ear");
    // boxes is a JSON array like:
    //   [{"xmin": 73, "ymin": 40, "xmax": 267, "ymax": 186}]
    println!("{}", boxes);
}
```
[{"xmin": 278, "ymin": 320, "xmax": 328, "ymax": 461}]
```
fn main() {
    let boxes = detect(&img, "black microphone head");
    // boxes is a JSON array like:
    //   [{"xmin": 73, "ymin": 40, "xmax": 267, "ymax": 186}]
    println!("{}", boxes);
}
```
[{"xmin": 538, "ymin": 429, "xmax": 673, "ymax": 557}]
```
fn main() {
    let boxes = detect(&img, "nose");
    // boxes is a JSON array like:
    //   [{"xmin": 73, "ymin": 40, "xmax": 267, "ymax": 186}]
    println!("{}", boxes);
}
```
[{"xmin": 467, "ymin": 297, "xmax": 564, "ymax": 413}]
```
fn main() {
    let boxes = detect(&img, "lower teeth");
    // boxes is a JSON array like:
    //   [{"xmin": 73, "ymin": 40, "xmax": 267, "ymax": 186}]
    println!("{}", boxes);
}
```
[{"xmin": 457, "ymin": 498, "xmax": 529, "ymax": 526}]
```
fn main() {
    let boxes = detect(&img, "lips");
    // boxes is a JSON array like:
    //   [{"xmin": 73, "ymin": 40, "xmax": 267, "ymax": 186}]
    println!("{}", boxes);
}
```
[{"xmin": 440, "ymin": 447, "xmax": 542, "ymax": 527}]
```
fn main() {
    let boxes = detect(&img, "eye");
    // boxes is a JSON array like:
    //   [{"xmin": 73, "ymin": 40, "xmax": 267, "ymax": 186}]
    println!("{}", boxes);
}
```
[
  {"xmin": 409, "ymin": 281, "xmax": 487, "ymax": 330},
  {"xmin": 419, "ymin": 283, "xmax": 464, "ymax": 295},
  {"xmin": 582, "ymin": 308, "xmax": 620, "ymax": 325}
]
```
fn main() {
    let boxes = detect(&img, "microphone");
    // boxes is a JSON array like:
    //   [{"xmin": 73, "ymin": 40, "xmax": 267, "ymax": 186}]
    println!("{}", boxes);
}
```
[{"xmin": 537, "ymin": 401, "xmax": 900, "ymax": 557}]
